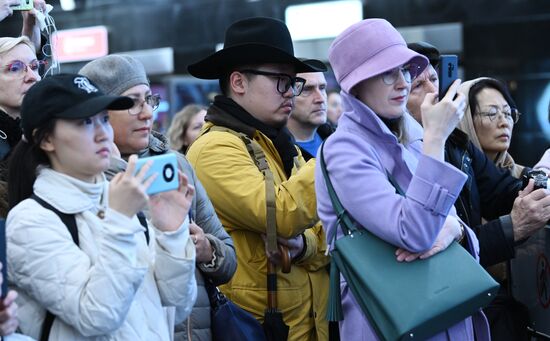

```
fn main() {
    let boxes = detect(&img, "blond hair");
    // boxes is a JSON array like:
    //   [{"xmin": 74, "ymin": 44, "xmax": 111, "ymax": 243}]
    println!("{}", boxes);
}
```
[
  {"xmin": 167, "ymin": 104, "xmax": 207, "ymax": 152},
  {"xmin": 0, "ymin": 36, "xmax": 35, "ymax": 60}
]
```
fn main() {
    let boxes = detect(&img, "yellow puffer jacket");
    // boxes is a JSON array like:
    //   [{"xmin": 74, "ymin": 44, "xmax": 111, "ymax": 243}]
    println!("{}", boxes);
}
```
[{"xmin": 187, "ymin": 120, "xmax": 330, "ymax": 341}]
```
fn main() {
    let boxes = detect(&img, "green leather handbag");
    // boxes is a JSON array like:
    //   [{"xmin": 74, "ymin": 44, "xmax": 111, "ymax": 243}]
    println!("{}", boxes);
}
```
[{"xmin": 320, "ymin": 143, "xmax": 499, "ymax": 341}]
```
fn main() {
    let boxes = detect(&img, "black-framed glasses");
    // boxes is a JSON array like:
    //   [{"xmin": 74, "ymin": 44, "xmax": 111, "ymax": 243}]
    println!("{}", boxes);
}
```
[
  {"xmin": 128, "ymin": 94, "xmax": 161, "ymax": 115},
  {"xmin": 239, "ymin": 69, "xmax": 306, "ymax": 96},
  {"xmin": 3, "ymin": 59, "xmax": 47, "ymax": 78},
  {"xmin": 477, "ymin": 108, "xmax": 521, "ymax": 124},
  {"xmin": 381, "ymin": 64, "xmax": 422, "ymax": 86}
]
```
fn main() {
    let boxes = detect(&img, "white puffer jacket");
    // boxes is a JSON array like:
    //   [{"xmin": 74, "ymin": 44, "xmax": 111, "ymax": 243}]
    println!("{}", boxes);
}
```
[{"xmin": 6, "ymin": 168, "xmax": 197, "ymax": 340}]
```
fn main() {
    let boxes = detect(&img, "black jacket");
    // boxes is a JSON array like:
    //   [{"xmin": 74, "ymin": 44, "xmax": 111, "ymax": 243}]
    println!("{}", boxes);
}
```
[{"xmin": 445, "ymin": 129, "xmax": 523, "ymax": 267}]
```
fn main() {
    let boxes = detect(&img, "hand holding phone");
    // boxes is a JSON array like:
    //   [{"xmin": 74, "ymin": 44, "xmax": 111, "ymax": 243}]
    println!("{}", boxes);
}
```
[
  {"xmin": 10, "ymin": 0, "xmax": 32, "ymax": 11},
  {"xmin": 438, "ymin": 55, "xmax": 458, "ymax": 101},
  {"xmin": 134, "ymin": 154, "xmax": 179, "ymax": 195}
]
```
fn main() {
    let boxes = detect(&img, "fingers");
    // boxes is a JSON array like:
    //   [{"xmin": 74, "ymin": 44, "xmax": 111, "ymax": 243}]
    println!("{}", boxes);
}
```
[
  {"xmin": 395, "ymin": 248, "xmax": 421, "ymax": 262},
  {"xmin": 2, "ymin": 291, "xmax": 17, "ymax": 307},
  {"xmin": 189, "ymin": 222, "xmax": 201, "ymax": 234},
  {"xmin": 141, "ymin": 172, "xmax": 157, "ymax": 193},
  {"xmin": 441, "ymin": 79, "xmax": 462, "ymax": 102},
  {"xmin": 420, "ymin": 246, "xmax": 443, "ymax": 260},
  {"xmin": 423, "ymin": 92, "xmax": 438, "ymax": 106},
  {"xmin": 517, "ymin": 179, "xmax": 534, "ymax": 198}
]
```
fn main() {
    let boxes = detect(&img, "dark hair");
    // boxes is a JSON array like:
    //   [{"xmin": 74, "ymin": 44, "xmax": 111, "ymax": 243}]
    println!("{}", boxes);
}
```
[
  {"xmin": 469, "ymin": 78, "xmax": 517, "ymax": 117},
  {"xmin": 8, "ymin": 120, "xmax": 56, "ymax": 209},
  {"xmin": 219, "ymin": 63, "xmax": 262, "ymax": 96}
]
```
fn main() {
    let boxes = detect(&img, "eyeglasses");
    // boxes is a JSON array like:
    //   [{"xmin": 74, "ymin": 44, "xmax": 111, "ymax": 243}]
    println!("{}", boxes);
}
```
[
  {"xmin": 128, "ymin": 94, "xmax": 161, "ymax": 115},
  {"xmin": 3, "ymin": 60, "xmax": 47, "ymax": 77},
  {"xmin": 476, "ymin": 108, "xmax": 521, "ymax": 124},
  {"xmin": 381, "ymin": 65, "xmax": 422, "ymax": 86},
  {"xmin": 239, "ymin": 69, "xmax": 306, "ymax": 96}
]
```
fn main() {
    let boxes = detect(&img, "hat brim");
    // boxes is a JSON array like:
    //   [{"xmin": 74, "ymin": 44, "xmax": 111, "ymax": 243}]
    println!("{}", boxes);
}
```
[
  {"xmin": 56, "ymin": 95, "xmax": 134, "ymax": 120},
  {"xmin": 340, "ymin": 44, "xmax": 429, "ymax": 93},
  {"xmin": 188, "ymin": 43, "xmax": 318, "ymax": 79}
]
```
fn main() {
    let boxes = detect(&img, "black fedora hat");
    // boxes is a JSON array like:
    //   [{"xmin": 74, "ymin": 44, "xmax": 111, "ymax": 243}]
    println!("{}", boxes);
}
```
[{"xmin": 188, "ymin": 17, "xmax": 318, "ymax": 79}]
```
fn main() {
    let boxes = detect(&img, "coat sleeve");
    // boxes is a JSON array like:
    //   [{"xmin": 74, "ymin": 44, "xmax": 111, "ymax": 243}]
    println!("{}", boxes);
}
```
[
  {"xmin": 473, "ymin": 216, "xmax": 515, "ymax": 267},
  {"xmin": 294, "ymin": 224, "xmax": 331, "ymax": 272},
  {"xmin": 7, "ymin": 201, "xmax": 148, "ymax": 336},
  {"xmin": 178, "ymin": 154, "xmax": 237, "ymax": 286},
  {"xmin": 151, "ymin": 215, "xmax": 197, "ymax": 319},
  {"xmin": 322, "ymin": 133, "xmax": 467, "ymax": 253},
  {"xmin": 186, "ymin": 131, "xmax": 318, "ymax": 238}
]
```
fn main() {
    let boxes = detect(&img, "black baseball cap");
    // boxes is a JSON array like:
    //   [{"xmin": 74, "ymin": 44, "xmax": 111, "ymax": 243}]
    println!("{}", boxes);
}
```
[
  {"xmin": 21, "ymin": 74, "xmax": 134, "ymax": 142},
  {"xmin": 407, "ymin": 42, "xmax": 440, "ymax": 67}
]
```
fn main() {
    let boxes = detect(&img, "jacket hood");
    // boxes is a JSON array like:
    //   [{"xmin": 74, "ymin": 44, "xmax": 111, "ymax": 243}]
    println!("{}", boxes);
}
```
[{"xmin": 457, "ymin": 77, "xmax": 522, "ymax": 176}]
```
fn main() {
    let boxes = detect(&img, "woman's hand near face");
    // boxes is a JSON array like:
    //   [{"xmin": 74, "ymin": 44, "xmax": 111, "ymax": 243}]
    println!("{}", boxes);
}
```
[
  {"xmin": 109, "ymin": 155, "xmax": 154, "ymax": 218},
  {"xmin": 149, "ymin": 171, "xmax": 195, "ymax": 232},
  {"xmin": 395, "ymin": 215, "xmax": 462, "ymax": 262},
  {"xmin": 21, "ymin": 0, "xmax": 47, "ymax": 51},
  {"xmin": 0, "ymin": 0, "xmax": 20, "ymax": 21},
  {"xmin": 421, "ymin": 79, "xmax": 466, "ymax": 161}
]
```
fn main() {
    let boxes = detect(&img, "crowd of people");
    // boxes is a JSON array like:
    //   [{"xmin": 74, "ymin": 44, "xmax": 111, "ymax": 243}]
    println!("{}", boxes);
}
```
[{"xmin": 1, "ymin": 2, "xmax": 550, "ymax": 341}]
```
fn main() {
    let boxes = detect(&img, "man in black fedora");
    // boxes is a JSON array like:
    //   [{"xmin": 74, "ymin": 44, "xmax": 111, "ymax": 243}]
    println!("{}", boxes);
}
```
[{"xmin": 186, "ymin": 17, "xmax": 330, "ymax": 341}]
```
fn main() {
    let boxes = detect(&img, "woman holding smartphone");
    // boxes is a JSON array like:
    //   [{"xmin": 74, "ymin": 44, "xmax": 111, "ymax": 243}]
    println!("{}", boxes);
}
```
[
  {"xmin": 6, "ymin": 74, "xmax": 197, "ymax": 340},
  {"xmin": 316, "ymin": 19, "xmax": 490, "ymax": 340}
]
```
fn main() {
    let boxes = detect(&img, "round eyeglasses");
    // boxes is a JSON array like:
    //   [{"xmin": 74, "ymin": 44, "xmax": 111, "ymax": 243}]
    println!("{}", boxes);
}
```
[
  {"xmin": 381, "ymin": 65, "xmax": 422, "ymax": 86},
  {"xmin": 3, "ymin": 59, "xmax": 47, "ymax": 78},
  {"xmin": 128, "ymin": 94, "xmax": 161, "ymax": 115},
  {"xmin": 476, "ymin": 108, "xmax": 521, "ymax": 124},
  {"xmin": 239, "ymin": 69, "xmax": 306, "ymax": 96}
]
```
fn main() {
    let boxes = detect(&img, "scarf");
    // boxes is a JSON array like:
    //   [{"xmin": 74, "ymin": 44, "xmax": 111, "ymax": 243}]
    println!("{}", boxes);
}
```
[{"xmin": 206, "ymin": 95, "xmax": 298, "ymax": 178}]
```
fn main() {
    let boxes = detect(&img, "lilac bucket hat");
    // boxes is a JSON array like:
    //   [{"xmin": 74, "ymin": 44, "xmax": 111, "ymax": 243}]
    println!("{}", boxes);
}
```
[{"xmin": 328, "ymin": 18, "xmax": 429, "ymax": 93}]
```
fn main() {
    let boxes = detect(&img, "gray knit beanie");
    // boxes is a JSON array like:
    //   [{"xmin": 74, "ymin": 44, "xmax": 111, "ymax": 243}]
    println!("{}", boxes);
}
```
[{"xmin": 79, "ymin": 55, "xmax": 149, "ymax": 96}]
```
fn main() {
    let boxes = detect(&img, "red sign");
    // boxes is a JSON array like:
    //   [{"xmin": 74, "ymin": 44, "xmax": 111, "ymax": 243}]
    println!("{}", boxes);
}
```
[{"xmin": 52, "ymin": 26, "xmax": 108, "ymax": 63}]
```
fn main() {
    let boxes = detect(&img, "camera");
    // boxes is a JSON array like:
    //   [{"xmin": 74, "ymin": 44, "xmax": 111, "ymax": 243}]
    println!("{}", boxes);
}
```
[{"xmin": 522, "ymin": 169, "xmax": 549, "ymax": 190}]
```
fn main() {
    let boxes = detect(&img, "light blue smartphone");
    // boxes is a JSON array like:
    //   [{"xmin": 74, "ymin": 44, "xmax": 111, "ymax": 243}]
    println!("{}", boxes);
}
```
[
  {"xmin": 134, "ymin": 153, "xmax": 179, "ymax": 195},
  {"xmin": 11, "ymin": 0, "xmax": 33, "ymax": 11}
]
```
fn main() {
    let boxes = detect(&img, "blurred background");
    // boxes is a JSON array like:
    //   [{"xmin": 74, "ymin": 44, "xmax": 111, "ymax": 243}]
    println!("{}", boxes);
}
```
[{"xmin": 1, "ymin": 0, "xmax": 549, "ymax": 165}]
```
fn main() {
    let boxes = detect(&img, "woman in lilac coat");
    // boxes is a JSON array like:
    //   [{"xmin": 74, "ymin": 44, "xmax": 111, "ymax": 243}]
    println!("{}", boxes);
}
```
[{"xmin": 315, "ymin": 19, "xmax": 491, "ymax": 340}]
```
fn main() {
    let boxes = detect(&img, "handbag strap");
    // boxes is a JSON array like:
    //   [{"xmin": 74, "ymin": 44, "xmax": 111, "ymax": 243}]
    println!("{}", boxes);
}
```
[
  {"xmin": 320, "ymin": 142, "xmax": 404, "ymax": 322},
  {"xmin": 319, "ymin": 142, "xmax": 360, "ymax": 238}
]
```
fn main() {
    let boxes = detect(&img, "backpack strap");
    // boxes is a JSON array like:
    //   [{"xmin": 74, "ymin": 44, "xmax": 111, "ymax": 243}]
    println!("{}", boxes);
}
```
[
  {"xmin": 207, "ymin": 126, "xmax": 278, "ymax": 254},
  {"xmin": 136, "ymin": 211, "xmax": 150, "ymax": 245},
  {"xmin": 31, "ymin": 194, "xmax": 78, "ymax": 341},
  {"xmin": 31, "ymin": 193, "xmax": 151, "ymax": 341}
]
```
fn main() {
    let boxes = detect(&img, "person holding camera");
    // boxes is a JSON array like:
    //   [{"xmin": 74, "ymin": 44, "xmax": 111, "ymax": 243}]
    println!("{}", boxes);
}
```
[
  {"xmin": 79, "ymin": 55, "xmax": 237, "ymax": 341},
  {"xmin": 406, "ymin": 42, "xmax": 550, "ymax": 340},
  {"xmin": 6, "ymin": 74, "xmax": 197, "ymax": 340}
]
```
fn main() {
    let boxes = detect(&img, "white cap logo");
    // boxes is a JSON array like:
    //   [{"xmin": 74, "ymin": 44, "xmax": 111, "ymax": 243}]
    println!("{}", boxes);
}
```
[{"xmin": 74, "ymin": 77, "xmax": 98, "ymax": 94}]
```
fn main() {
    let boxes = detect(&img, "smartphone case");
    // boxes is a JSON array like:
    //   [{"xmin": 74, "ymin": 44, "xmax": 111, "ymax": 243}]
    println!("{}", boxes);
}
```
[
  {"xmin": 134, "ymin": 154, "xmax": 179, "ymax": 195},
  {"xmin": 438, "ymin": 55, "xmax": 458, "ymax": 101},
  {"xmin": 11, "ymin": 0, "xmax": 33, "ymax": 11}
]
